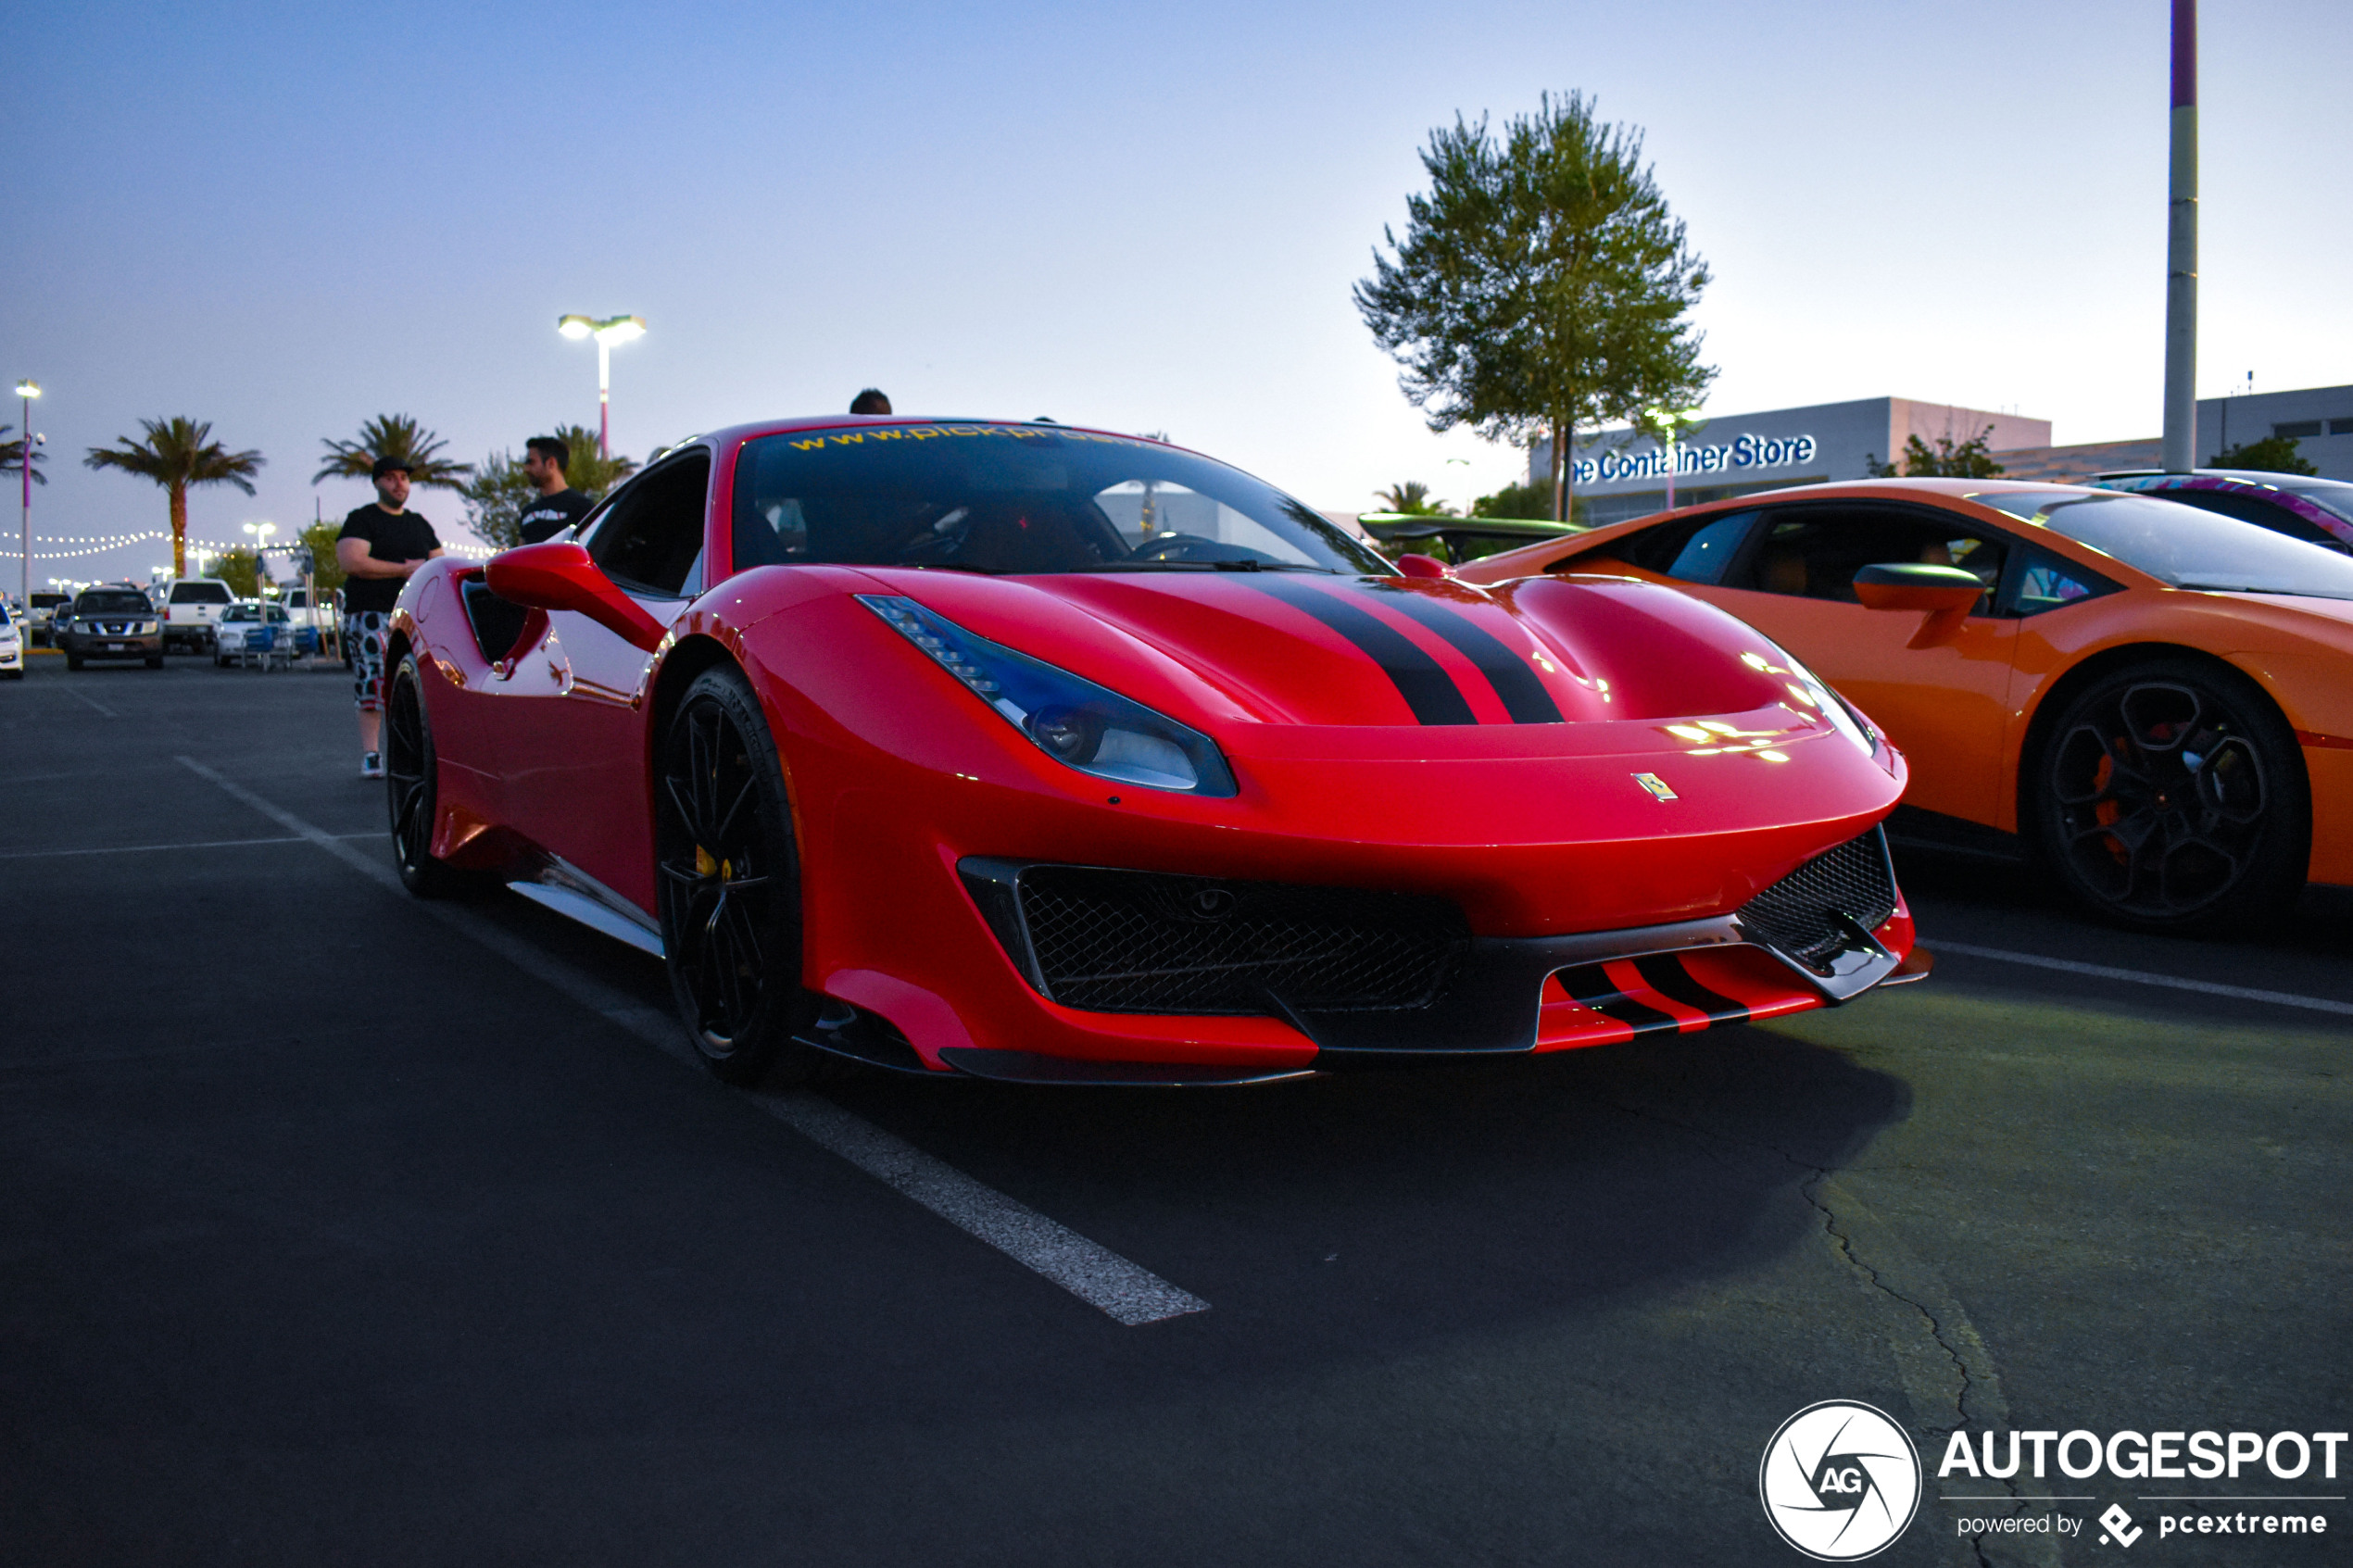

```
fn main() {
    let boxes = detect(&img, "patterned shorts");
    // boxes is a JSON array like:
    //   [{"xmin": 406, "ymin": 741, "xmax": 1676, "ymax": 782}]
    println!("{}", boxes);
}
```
[{"xmin": 346, "ymin": 611, "xmax": 391, "ymax": 712}]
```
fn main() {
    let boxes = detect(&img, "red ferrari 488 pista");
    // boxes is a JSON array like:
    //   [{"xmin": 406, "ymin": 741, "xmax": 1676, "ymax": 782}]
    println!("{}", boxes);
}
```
[{"xmin": 384, "ymin": 417, "xmax": 1925, "ymax": 1085}]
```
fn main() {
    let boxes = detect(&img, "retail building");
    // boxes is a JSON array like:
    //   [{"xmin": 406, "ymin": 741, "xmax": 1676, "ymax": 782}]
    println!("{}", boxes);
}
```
[{"xmin": 1530, "ymin": 383, "xmax": 2353, "ymax": 523}]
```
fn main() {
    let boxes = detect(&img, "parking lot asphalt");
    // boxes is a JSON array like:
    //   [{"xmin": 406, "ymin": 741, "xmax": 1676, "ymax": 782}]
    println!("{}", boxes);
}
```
[{"xmin": 3, "ymin": 653, "xmax": 2347, "ymax": 1567}]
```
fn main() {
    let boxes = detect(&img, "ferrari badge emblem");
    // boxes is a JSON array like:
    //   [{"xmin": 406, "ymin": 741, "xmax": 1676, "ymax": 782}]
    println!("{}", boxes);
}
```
[{"xmin": 1631, "ymin": 772, "xmax": 1678, "ymax": 802}]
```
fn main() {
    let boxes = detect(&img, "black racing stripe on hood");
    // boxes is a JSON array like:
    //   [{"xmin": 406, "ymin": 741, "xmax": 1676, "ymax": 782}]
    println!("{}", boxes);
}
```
[
  {"xmin": 1248, "ymin": 578, "xmax": 1477, "ymax": 725},
  {"xmin": 1355, "ymin": 583, "xmax": 1565, "ymax": 723}
]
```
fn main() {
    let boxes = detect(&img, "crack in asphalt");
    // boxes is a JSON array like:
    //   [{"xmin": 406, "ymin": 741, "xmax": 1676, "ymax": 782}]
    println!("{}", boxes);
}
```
[{"xmin": 1605, "ymin": 1098, "xmax": 2065, "ymax": 1567}]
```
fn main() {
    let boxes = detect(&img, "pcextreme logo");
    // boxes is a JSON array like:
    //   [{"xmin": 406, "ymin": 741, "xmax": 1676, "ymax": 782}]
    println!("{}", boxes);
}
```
[{"xmin": 1759, "ymin": 1401, "xmax": 1923, "ymax": 1561}]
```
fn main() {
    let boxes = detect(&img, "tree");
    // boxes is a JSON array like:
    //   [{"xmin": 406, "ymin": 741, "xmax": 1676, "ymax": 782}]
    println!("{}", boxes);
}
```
[
  {"xmin": 207, "ymin": 547, "xmax": 260, "ymax": 598},
  {"xmin": 314, "ymin": 414, "xmax": 473, "ymax": 491},
  {"xmin": 1372, "ymin": 481, "xmax": 1457, "ymax": 517},
  {"xmin": 0, "ymin": 423, "xmax": 46, "ymax": 486},
  {"xmin": 462, "ymin": 422, "xmax": 639, "ymax": 549},
  {"xmin": 2210, "ymin": 434, "xmax": 2318, "ymax": 476},
  {"xmin": 83, "ymin": 417, "xmax": 265, "ymax": 578},
  {"xmin": 1354, "ymin": 92, "xmax": 1714, "ymax": 522},
  {"xmin": 1472, "ymin": 476, "xmax": 1592, "ymax": 522},
  {"xmin": 1864, "ymin": 427, "xmax": 2007, "ymax": 479},
  {"xmin": 299, "ymin": 521, "xmax": 348, "ymax": 596}
]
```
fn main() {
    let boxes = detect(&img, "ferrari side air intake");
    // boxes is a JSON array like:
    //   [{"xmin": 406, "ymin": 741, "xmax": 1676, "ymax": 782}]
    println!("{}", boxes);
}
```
[{"xmin": 1732, "ymin": 828, "xmax": 1900, "ymax": 972}]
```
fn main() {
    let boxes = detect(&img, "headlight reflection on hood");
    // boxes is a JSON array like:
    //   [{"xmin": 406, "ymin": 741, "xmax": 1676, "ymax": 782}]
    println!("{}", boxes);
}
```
[{"xmin": 857, "ymin": 594, "xmax": 1238, "ymax": 797}]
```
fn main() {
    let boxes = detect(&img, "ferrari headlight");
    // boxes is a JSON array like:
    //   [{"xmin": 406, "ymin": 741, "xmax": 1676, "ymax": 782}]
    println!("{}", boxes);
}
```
[{"xmin": 858, "ymin": 594, "xmax": 1238, "ymax": 797}]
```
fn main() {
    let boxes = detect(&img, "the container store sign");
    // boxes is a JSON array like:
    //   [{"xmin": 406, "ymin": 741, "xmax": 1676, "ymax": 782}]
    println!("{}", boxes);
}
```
[{"xmin": 1576, "ymin": 433, "xmax": 1818, "ymax": 485}]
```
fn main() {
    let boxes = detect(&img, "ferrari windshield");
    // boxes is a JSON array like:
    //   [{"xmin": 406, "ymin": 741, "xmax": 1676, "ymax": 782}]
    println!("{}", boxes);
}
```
[
  {"xmin": 732, "ymin": 423, "xmax": 1389, "ymax": 576},
  {"xmin": 1969, "ymin": 488, "xmax": 2353, "ymax": 601}
]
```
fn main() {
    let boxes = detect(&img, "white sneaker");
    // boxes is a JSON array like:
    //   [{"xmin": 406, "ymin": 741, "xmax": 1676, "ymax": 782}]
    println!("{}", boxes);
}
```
[{"xmin": 360, "ymin": 751, "xmax": 384, "ymax": 779}]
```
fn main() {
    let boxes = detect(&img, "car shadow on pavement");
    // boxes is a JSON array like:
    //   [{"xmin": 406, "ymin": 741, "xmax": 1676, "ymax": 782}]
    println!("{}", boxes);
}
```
[{"xmin": 824, "ymin": 1022, "xmax": 1912, "ymax": 1369}]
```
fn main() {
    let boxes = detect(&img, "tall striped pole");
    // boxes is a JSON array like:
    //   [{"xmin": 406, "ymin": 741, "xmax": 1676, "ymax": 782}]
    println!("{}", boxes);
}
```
[{"xmin": 2161, "ymin": 0, "xmax": 2198, "ymax": 473}]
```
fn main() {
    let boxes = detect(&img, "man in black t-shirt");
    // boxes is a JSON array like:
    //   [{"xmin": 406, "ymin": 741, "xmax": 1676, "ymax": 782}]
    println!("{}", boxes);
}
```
[
  {"xmin": 336, "ymin": 456, "xmax": 445, "ymax": 778},
  {"xmin": 516, "ymin": 434, "xmax": 595, "ymax": 544}
]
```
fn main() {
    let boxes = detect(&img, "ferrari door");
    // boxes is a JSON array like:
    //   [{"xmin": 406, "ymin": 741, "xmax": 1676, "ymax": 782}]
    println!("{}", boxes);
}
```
[
  {"xmin": 506, "ymin": 447, "xmax": 712, "ymax": 912},
  {"xmin": 1670, "ymin": 502, "xmax": 2021, "ymax": 826}
]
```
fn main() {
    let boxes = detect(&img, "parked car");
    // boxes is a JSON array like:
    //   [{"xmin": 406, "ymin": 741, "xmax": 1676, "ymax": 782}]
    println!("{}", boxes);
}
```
[
  {"xmin": 212, "ymin": 602, "xmax": 299, "ymax": 670},
  {"xmin": 0, "ymin": 600, "xmax": 22, "ymax": 679},
  {"xmin": 161, "ymin": 577, "xmax": 237, "ymax": 653},
  {"xmin": 2095, "ymin": 469, "xmax": 2353, "ymax": 552},
  {"xmin": 56, "ymin": 585, "xmax": 165, "ymax": 670},
  {"xmin": 1458, "ymin": 477, "xmax": 2353, "ymax": 932},
  {"xmin": 26, "ymin": 590, "xmax": 69, "ymax": 646},
  {"xmin": 389, "ymin": 415, "xmax": 1926, "ymax": 1087}
]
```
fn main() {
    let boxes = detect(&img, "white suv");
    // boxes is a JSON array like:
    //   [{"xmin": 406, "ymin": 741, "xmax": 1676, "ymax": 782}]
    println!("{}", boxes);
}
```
[{"xmin": 162, "ymin": 578, "xmax": 236, "ymax": 653}]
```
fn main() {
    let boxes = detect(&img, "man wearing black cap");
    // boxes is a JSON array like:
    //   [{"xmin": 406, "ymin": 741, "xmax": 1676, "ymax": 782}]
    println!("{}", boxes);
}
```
[{"xmin": 336, "ymin": 456, "xmax": 444, "ymax": 778}]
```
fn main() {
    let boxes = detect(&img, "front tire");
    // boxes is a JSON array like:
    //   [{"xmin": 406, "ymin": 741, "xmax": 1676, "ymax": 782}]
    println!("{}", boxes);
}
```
[
  {"xmin": 2032, "ymin": 657, "xmax": 2309, "ymax": 932},
  {"xmin": 65, "ymin": 653, "xmax": 83, "ymax": 671},
  {"xmin": 656, "ymin": 666, "xmax": 823, "ymax": 1085},
  {"xmin": 384, "ymin": 653, "xmax": 476, "ymax": 897}
]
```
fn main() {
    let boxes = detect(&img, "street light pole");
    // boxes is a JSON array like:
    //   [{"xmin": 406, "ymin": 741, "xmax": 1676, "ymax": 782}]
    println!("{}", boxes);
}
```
[
  {"xmin": 2161, "ymin": 0, "xmax": 2198, "ymax": 473},
  {"xmin": 243, "ymin": 521, "xmax": 276, "ymax": 667},
  {"xmin": 557, "ymin": 315, "xmax": 647, "ymax": 458},
  {"xmin": 16, "ymin": 380, "xmax": 38, "ymax": 619}
]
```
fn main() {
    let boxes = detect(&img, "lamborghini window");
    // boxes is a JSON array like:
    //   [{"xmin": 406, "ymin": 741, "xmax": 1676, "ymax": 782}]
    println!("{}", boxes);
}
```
[
  {"xmin": 1970, "ymin": 488, "xmax": 2353, "ymax": 601},
  {"xmin": 730, "ymin": 424, "xmax": 1390, "ymax": 577},
  {"xmin": 1609, "ymin": 509, "xmax": 1761, "ymax": 583},
  {"xmin": 1997, "ymin": 546, "xmax": 2115, "ymax": 618},
  {"xmin": 1732, "ymin": 506, "xmax": 2005, "ymax": 608},
  {"xmin": 588, "ymin": 450, "xmax": 711, "ymax": 597}
]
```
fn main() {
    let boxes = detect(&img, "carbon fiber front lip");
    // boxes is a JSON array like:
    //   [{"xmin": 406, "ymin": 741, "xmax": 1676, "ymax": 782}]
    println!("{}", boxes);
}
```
[{"xmin": 958, "ymin": 856, "xmax": 1904, "ymax": 1059}]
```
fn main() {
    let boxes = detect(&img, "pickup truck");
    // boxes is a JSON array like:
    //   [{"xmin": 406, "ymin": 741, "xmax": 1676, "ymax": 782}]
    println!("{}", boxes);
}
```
[{"xmin": 161, "ymin": 577, "xmax": 236, "ymax": 653}]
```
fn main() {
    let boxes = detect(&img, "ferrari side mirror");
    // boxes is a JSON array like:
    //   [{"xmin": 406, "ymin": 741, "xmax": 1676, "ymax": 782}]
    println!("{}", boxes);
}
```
[
  {"xmin": 1852, "ymin": 562, "xmax": 1985, "ymax": 650},
  {"xmin": 1395, "ymin": 554, "xmax": 1450, "ymax": 580},
  {"xmin": 485, "ymin": 542, "xmax": 667, "ymax": 653}
]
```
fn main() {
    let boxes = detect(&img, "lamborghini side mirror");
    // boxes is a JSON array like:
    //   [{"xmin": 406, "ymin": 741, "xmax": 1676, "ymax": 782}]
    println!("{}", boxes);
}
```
[
  {"xmin": 485, "ymin": 542, "xmax": 667, "ymax": 653},
  {"xmin": 1852, "ymin": 562, "xmax": 1987, "ymax": 650}
]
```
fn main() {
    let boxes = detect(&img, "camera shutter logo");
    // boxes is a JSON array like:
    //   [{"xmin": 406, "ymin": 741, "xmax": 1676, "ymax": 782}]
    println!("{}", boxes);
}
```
[{"xmin": 1758, "ymin": 1400, "xmax": 1921, "ymax": 1560}]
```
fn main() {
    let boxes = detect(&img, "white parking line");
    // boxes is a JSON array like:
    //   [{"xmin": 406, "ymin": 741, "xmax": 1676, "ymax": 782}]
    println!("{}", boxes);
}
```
[
  {"xmin": 1931, "ymin": 940, "xmax": 2353, "ymax": 1019},
  {"xmin": 64, "ymin": 687, "xmax": 120, "ymax": 718},
  {"xmin": 0, "ymin": 833, "xmax": 376, "ymax": 860},
  {"xmin": 174, "ymin": 756, "xmax": 1210, "ymax": 1326}
]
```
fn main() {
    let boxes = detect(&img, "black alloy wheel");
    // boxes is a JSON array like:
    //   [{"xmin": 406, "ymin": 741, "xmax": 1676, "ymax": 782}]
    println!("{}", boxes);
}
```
[
  {"xmin": 656, "ymin": 666, "xmax": 824, "ymax": 1085},
  {"xmin": 2034, "ymin": 657, "xmax": 2309, "ymax": 932},
  {"xmin": 384, "ymin": 653, "xmax": 477, "ymax": 897}
]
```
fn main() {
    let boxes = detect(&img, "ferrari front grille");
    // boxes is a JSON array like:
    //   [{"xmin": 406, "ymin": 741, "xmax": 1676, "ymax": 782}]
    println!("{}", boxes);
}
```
[
  {"xmin": 1736, "ymin": 828, "xmax": 1898, "ymax": 968},
  {"xmin": 1007, "ymin": 866, "xmax": 1469, "ymax": 1016}
]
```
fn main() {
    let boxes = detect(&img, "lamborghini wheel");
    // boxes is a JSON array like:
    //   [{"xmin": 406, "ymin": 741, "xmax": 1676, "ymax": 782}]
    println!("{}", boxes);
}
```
[
  {"xmin": 2033, "ymin": 657, "xmax": 2309, "ymax": 932},
  {"xmin": 385, "ymin": 654, "xmax": 477, "ymax": 898},
  {"xmin": 656, "ymin": 666, "xmax": 823, "ymax": 1085}
]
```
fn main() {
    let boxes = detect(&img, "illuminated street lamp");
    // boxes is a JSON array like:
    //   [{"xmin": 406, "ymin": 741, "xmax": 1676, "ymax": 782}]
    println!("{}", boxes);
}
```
[
  {"xmin": 556, "ymin": 314, "xmax": 646, "ymax": 458},
  {"xmin": 16, "ymin": 379, "xmax": 39, "ymax": 620}
]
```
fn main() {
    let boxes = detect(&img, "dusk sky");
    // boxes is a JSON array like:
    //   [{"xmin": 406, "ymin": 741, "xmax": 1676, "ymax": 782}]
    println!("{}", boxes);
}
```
[{"xmin": 7, "ymin": 0, "xmax": 2347, "ymax": 584}]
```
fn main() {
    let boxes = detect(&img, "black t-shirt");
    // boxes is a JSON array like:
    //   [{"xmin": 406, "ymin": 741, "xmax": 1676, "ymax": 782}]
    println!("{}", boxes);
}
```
[
  {"xmin": 517, "ymin": 487, "xmax": 595, "ymax": 545},
  {"xmin": 337, "ymin": 504, "xmax": 442, "ymax": 614}
]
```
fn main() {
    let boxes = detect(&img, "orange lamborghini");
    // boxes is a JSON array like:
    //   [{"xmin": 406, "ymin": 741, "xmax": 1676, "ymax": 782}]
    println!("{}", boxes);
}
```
[{"xmin": 1459, "ymin": 479, "xmax": 2353, "ymax": 930}]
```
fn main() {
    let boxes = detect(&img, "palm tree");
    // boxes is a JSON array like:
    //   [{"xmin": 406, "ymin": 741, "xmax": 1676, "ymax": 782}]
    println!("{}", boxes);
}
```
[
  {"xmin": 1373, "ymin": 480, "xmax": 1455, "ymax": 517},
  {"xmin": 83, "ymin": 417, "xmax": 265, "ymax": 578},
  {"xmin": 1, "ymin": 424, "xmax": 46, "ymax": 486},
  {"xmin": 314, "ymin": 413, "xmax": 473, "ymax": 491}
]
